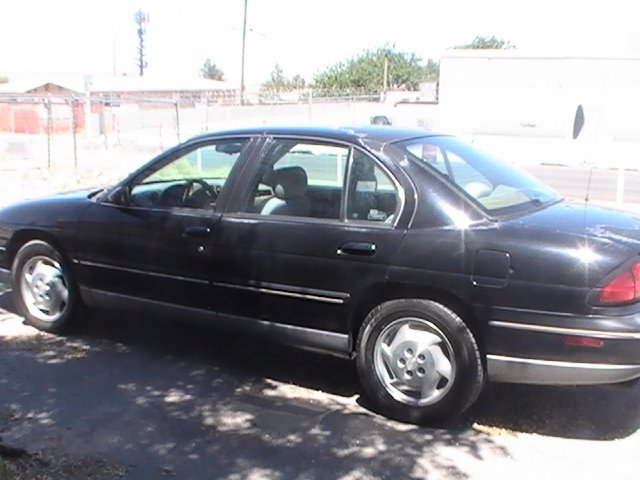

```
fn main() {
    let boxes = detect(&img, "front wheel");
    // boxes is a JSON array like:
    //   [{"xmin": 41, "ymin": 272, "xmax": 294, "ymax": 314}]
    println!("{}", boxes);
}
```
[
  {"xmin": 11, "ymin": 240, "xmax": 80, "ymax": 333},
  {"xmin": 356, "ymin": 299, "xmax": 484, "ymax": 424}
]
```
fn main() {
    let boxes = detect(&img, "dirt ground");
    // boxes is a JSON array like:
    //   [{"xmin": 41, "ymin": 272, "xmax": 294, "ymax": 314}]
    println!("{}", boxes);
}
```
[{"xmin": 1, "ymin": 292, "xmax": 640, "ymax": 480}]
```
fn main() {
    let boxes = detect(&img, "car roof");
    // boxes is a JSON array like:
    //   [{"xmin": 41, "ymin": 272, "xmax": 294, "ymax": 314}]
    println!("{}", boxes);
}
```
[{"xmin": 188, "ymin": 125, "xmax": 443, "ymax": 147}]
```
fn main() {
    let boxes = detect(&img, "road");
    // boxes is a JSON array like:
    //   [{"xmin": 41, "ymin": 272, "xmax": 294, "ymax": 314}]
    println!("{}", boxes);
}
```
[
  {"xmin": 524, "ymin": 165, "xmax": 640, "ymax": 206},
  {"xmin": 1, "ymin": 292, "xmax": 640, "ymax": 480}
]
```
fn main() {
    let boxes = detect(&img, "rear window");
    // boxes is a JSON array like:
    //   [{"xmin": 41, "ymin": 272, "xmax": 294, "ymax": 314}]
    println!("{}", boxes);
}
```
[{"xmin": 397, "ymin": 136, "xmax": 562, "ymax": 216}]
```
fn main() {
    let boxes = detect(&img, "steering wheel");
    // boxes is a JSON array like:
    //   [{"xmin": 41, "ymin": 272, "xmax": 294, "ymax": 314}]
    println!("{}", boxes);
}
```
[{"xmin": 181, "ymin": 179, "xmax": 219, "ymax": 208}]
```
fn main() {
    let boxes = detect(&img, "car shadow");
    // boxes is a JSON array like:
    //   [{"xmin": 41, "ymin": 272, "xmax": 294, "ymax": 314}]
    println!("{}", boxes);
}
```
[{"xmin": 1, "ymin": 291, "xmax": 639, "ymax": 441}]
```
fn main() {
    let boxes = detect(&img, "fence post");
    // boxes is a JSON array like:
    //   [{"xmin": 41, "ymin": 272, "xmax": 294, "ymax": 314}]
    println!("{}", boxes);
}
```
[
  {"xmin": 112, "ymin": 106, "xmax": 120, "ymax": 146},
  {"xmin": 71, "ymin": 99, "xmax": 78, "ymax": 172},
  {"xmin": 174, "ymin": 97, "xmax": 181, "ymax": 142},
  {"xmin": 204, "ymin": 98, "xmax": 209, "ymax": 132},
  {"xmin": 46, "ymin": 97, "xmax": 52, "ymax": 170}
]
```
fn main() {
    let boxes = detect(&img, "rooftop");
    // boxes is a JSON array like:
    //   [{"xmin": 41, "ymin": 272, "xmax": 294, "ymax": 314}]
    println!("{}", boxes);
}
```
[
  {"xmin": 0, "ymin": 75, "xmax": 235, "ymax": 95},
  {"xmin": 186, "ymin": 125, "xmax": 439, "ymax": 147}
]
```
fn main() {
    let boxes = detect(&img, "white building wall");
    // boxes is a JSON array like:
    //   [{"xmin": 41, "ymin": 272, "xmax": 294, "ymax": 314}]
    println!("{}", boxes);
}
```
[{"xmin": 438, "ymin": 52, "xmax": 640, "ymax": 168}]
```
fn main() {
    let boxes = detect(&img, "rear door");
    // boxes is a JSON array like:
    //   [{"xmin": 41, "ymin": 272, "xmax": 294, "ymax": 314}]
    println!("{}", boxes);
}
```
[{"xmin": 209, "ymin": 136, "xmax": 414, "ymax": 340}]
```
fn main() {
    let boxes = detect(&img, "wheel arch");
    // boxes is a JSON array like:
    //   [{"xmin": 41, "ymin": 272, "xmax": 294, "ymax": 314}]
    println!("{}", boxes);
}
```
[
  {"xmin": 349, "ymin": 282, "xmax": 486, "ymax": 357},
  {"xmin": 6, "ymin": 229, "xmax": 73, "ymax": 271}
]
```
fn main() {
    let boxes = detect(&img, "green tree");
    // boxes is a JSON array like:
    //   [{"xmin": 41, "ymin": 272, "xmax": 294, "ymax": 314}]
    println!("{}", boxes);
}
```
[
  {"xmin": 260, "ymin": 64, "xmax": 305, "ymax": 98},
  {"xmin": 424, "ymin": 59, "xmax": 440, "ymax": 81},
  {"xmin": 313, "ymin": 48, "xmax": 433, "ymax": 95},
  {"xmin": 455, "ymin": 35, "xmax": 516, "ymax": 49},
  {"xmin": 290, "ymin": 74, "xmax": 306, "ymax": 89},
  {"xmin": 200, "ymin": 58, "xmax": 225, "ymax": 80}
]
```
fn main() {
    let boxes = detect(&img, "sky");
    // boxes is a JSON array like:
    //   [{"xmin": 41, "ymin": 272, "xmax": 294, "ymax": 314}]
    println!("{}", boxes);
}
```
[{"xmin": 1, "ymin": 0, "xmax": 639, "ymax": 88}]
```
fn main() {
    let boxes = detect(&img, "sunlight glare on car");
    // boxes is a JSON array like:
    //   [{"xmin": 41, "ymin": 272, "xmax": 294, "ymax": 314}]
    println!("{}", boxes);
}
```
[
  {"xmin": 441, "ymin": 203, "xmax": 473, "ymax": 229},
  {"xmin": 568, "ymin": 245, "xmax": 602, "ymax": 264}
]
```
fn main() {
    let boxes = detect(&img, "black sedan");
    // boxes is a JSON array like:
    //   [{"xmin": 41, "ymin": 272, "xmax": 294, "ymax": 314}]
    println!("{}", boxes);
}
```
[{"xmin": 1, "ymin": 126, "xmax": 640, "ymax": 424}]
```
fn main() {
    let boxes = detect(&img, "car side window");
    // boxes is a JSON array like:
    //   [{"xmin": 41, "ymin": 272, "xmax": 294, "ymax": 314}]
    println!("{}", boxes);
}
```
[
  {"xmin": 408, "ymin": 143, "xmax": 493, "ymax": 199},
  {"xmin": 346, "ymin": 150, "xmax": 399, "ymax": 223},
  {"xmin": 128, "ymin": 139, "xmax": 247, "ymax": 210},
  {"xmin": 244, "ymin": 140, "xmax": 349, "ymax": 219}
]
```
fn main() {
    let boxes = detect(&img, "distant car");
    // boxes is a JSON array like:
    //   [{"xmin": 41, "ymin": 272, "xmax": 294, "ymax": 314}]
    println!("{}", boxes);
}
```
[{"xmin": 1, "ymin": 126, "xmax": 640, "ymax": 424}]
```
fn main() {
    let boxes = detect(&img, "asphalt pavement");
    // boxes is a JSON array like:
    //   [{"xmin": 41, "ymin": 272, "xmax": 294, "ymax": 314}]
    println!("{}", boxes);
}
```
[
  {"xmin": 524, "ymin": 165, "xmax": 640, "ymax": 206},
  {"xmin": 1, "ymin": 291, "xmax": 640, "ymax": 480},
  {"xmin": 1, "ymin": 164, "xmax": 640, "ymax": 479}
]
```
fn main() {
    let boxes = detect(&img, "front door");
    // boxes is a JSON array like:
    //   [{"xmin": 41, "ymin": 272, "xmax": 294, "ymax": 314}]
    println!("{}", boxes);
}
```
[{"xmin": 75, "ymin": 137, "xmax": 254, "ymax": 311}]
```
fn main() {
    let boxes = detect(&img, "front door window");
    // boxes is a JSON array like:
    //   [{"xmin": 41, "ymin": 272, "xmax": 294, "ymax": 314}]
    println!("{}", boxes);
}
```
[{"xmin": 129, "ymin": 139, "xmax": 248, "ymax": 210}]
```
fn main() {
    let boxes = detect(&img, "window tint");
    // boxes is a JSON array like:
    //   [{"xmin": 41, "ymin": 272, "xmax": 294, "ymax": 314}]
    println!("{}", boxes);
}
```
[
  {"xmin": 245, "ymin": 140, "xmax": 348, "ymax": 219},
  {"xmin": 129, "ymin": 139, "xmax": 247, "ymax": 210},
  {"xmin": 346, "ymin": 151, "xmax": 399, "ymax": 223}
]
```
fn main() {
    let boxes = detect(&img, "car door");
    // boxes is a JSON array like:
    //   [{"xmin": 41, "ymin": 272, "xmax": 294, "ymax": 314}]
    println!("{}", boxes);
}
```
[
  {"xmin": 74, "ymin": 136, "xmax": 257, "ymax": 312},
  {"xmin": 208, "ymin": 136, "xmax": 414, "ymax": 346}
]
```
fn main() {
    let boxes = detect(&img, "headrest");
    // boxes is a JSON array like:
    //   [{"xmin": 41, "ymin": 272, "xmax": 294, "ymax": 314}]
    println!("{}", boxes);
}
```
[
  {"xmin": 351, "ymin": 155, "xmax": 377, "ymax": 182},
  {"xmin": 271, "ymin": 167, "xmax": 308, "ymax": 199}
]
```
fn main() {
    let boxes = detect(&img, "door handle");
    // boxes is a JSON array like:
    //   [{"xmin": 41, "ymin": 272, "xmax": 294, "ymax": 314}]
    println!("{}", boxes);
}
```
[
  {"xmin": 183, "ymin": 226, "xmax": 213, "ymax": 238},
  {"xmin": 337, "ymin": 242, "xmax": 376, "ymax": 257}
]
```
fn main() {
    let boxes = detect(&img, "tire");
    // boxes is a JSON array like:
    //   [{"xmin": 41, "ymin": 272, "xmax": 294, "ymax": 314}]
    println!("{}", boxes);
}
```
[
  {"xmin": 356, "ymin": 299, "xmax": 484, "ymax": 424},
  {"xmin": 11, "ymin": 240, "xmax": 81, "ymax": 333}
]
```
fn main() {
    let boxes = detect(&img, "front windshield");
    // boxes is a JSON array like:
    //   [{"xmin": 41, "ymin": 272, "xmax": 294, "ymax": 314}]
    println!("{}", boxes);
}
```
[{"xmin": 397, "ymin": 136, "xmax": 562, "ymax": 216}]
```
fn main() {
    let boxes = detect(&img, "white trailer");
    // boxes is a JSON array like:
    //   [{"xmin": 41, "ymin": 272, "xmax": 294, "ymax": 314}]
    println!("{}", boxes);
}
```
[{"xmin": 437, "ymin": 51, "xmax": 640, "ymax": 172}]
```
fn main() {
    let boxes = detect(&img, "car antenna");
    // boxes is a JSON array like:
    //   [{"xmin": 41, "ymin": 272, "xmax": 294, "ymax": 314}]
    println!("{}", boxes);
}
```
[{"xmin": 571, "ymin": 105, "xmax": 591, "ymax": 226}]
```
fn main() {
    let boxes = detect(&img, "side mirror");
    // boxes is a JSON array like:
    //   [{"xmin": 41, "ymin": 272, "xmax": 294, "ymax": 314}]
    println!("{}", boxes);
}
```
[
  {"xmin": 572, "ymin": 105, "xmax": 585, "ymax": 140},
  {"xmin": 106, "ymin": 185, "xmax": 131, "ymax": 205}
]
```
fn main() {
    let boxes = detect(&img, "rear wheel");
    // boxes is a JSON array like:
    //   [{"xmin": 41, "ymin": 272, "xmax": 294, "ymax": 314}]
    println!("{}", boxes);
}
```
[
  {"xmin": 11, "ymin": 240, "xmax": 80, "ymax": 333},
  {"xmin": 356, "ymin": 299, "xmax": 484, "ymax": 424}
]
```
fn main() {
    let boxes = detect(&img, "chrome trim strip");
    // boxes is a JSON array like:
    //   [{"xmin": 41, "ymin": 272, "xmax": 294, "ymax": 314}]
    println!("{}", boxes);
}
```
[
  {"xmin": 489, "ymin": 320, "xmax": 640, "ymax": 340},
  {"xmin": 216, "ymin": 311, "xmax": 350, "ymax": 356},
  {"xmin": 77, "ymin": 260, "xmax": 348, "ymax": 305},
  {"xmin": 77, "ymin": 260, "xmax": 209, "ymax": 285},
  {"xmin": 88, "ymin": 288, "xmax": 350, "ymax": 357},
  {"xmin": 487, "ymin": 354, "xmax": 640, "ymax": 385},
  {"xmin": 492, "ymin": 305, "xmax": 578, "ymax": 318},
  {"xmin": 488, "ymin": 354, "xmax": 640, "ymax": 371},
  {"xmin": 211, "ymin": 281, "xmax": 346, "ymax": 305}
]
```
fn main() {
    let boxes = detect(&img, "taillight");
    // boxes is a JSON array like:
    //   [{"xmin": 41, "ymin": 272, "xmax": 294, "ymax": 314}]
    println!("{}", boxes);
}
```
[
  {"xmin": 634, "ymin": 263, "xmax": 640, "ymax": 298},
  {"xmin": 599, "ymin": 262, "xmax": 640, "ymax": 304}
]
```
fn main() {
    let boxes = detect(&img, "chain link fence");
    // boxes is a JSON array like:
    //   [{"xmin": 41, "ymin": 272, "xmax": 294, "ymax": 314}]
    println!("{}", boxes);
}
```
[
  {"xmin": 1, "ymin": 92, "xmax": 640, "ymax": 212},
  {"xmin": 0, "ymin": 92, "xmax": 387, "ymax": 178}
]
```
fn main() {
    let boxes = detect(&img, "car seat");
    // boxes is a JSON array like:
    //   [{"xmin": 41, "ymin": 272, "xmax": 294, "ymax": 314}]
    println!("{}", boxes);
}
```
[
  {"xmin": 261, "ymin": 166, "xmax": 311, "ymax": 217},
  {"xmin": 347, "ymin": 154, "xmax": 377, "ymax": 220}
]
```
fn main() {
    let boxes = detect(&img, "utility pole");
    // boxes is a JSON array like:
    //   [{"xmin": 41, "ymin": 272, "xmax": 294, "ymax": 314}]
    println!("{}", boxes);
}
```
[
  {"xmin": 383, "ymin": 56, "xmax": 389, "ymax": 92},
  {"xmin": 240, "ymin": 0, "xmax": 248, "ymax": 105},
  {"xmin": 112, "ymin": 35, "xmax": 117, "ymax": 76}
]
